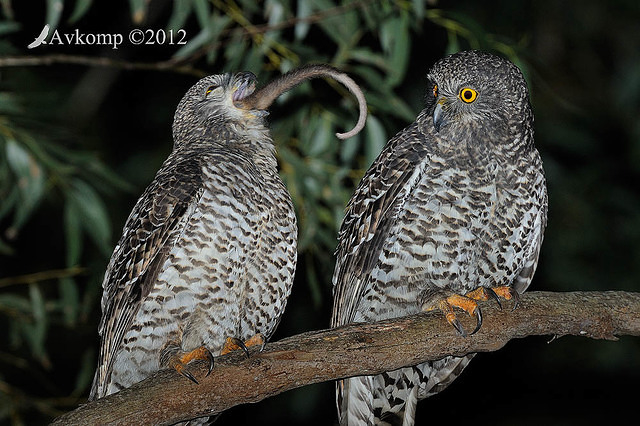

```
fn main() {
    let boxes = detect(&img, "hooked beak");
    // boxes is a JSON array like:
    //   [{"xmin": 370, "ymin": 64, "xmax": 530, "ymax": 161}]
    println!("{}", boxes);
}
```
[
  {"xmin": 432, "ymin": 98, "xmax": 447, "ymax": 133},
  {"xmin": 232, "ymin": 72, "xmax": 257, "ymax": 106},
  {"xmin": 231, "ymin": 72, "xmax": 269, "ymax": 117}
]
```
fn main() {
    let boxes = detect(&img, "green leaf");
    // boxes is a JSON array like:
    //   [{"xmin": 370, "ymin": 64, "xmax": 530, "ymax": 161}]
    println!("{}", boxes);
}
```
[
  {"xmin": 236, "ymin": 0, "xmax": 261, "ymax": 15},
  {"xmin": 68, "ymin": 0, "xmax": 93, "ymax": 24},
  {"xmin": 340, "ymin": 132, "xmax": 361, "ymax": 163},
  {"xmin": 0, "ymin": 20, "xmax": 20, "ymax": 36},
  {"xmin": 308, "ymin": 112, "xmax": 333, "ymax": 156},
  {"xmin": 29, "ymin": 283, "xmax": 46, "ymax": 325},
  {"xmin": 58, "ymin": 277, "xmax": 79, "ymax": 326},
  {"xmin": 302, "ymin": 172, "xmax": 321, "ymax": 198},
  {"xmin": 224, "ymin": 34, "xmax": 248, "ymax": 70},
  {"xmin": 63, "ymin": 199, "xmax": 82, "ymax": 266},
  {"xmin": 0, "ymin": 91, "xmax": 23, "ymax": 114},
  {"xmin": 349, "ymin": 47, "xmax": 394, "ymax": 72},
  {"xmin": 364, "ymin": 115, "xmax": 387, "ymax": 167},
  {"xmin": 193, "ymin": 0, "xmax": 211, "ymax": 29},
  {"xmin": 364, "ymin": 90, "xmax": 416, "ymax": 122},
  {"xmin": 0, "ymin": 294, "xmax": 30, "ymax": 315},
  {"xmin": 5, "ymin": 139, "xmax": 45, "ymax": 232},
  {"xmin": 129, "ymin": 0, "xmax": 147, "ymax": 24},
  {"xmin": 313, "ymin": 0, "xmax": 356, "ymax": 47},
  {"xmin": 66, "ymin": 179, "xmax": 112, "ymax": 257},
  {"xmin": 412, "ymin": 0, "xmax": 426, "ymax": 20},
  {"xmin": 167, "ymin": 0, "xmax": 193, "ymax": 31},
  {"xmin": 445, "ymin": 29, "xmax": 461, "ymax": 55},
  {"xmin": 173, "ymin": 13, "xmax": 230, "ymax": 60},
  {"xmin": 45, "ymin": 0, "xmax": 63, "ymax": 31},
  {"xmin": 380, "ymin": 13, "xmax": 411, "ymax": 86},
  {"xmin": 242, "ymin": 44, "xmax": 265, "ymax": 73},
  {"xmin": 265, "ymin": 0, "xmax": 285, "ymax": 26},
  {"xmin": 23, "ymin": 284, "xmax": 48, "ymax": 362},
  {"xmin": 295, "ymin": 0, "xmax": 312, "ymax": 40}
]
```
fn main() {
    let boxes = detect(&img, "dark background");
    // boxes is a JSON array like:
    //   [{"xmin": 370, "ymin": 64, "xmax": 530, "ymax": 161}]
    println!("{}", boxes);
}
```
[{"xmin": 0, "ymin": 0, "xmax": 639, "ymax": 424}]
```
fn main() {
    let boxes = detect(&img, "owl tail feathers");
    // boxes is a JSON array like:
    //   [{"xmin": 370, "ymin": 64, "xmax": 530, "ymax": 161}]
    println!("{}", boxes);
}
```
[
  {"xmin": 336, "ymin": 376, "xmax": 420, "ymax": 426},
  {"xmin": 88, "ymin": 368, "xmax": 101, "ymax": 401},
  {"xmin": 336, "ymin": 376, "xmax": 376, "ymax": 426},
  {"xmin": 376, "ymin": 386, "xmax": 419, "ymax": 426}
]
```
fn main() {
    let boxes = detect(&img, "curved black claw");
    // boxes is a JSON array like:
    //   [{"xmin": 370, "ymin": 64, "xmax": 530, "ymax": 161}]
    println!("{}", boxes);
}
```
[
  {"xmin": 451, "ymin": 316, "xmax": 467, "ymax": 337},
  {"xmin": 487, "ymin": 288, "xmax": 503, "ymax": 310},
  {"xmin": 510, "ymin": 290, "xmax": 521, "ymax": 312},
  {"xmin": 471, "ymin": 305, "xmax": 483, "ymax": 335},
  {"xmin": 181, "ymin": 368, "xmax": 199, "ymax": 385},
  {"xmin": 205, "ymin": 350, "xmax": 215, "ymax": 377},
  {"xmin": 230, "ymin": 337, "xmax": 250, "ymax": 359}
]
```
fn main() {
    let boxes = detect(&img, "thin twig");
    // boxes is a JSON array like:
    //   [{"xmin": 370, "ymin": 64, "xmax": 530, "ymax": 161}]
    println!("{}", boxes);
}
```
[
  {"xmin": 0, "ymin": 266, "xmax": 86, "ymax": 288},
  {"xmin": 0, "ymin": 54, "xmax": 207, "ymax": 76}
]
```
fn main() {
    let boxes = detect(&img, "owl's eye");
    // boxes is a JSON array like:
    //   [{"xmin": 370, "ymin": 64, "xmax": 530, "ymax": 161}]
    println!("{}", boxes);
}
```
[
  {"xmin": 432, "ymin": 84, "xmax": 438, "ymax": 98},
  {"xmin": 205, "ymin": 84, "xmax": 219, "ymax": 95},
  {"xmin": 459, "ymin": 87, "xmax": 478, "ymax": 103}
]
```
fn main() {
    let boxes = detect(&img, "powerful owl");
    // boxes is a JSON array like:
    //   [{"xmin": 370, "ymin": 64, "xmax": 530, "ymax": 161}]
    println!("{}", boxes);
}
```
[
  {"xmin": 89, "ymin": 72, "xmax": 297, "ymax": 399},
  {"xmin": 331, "ymin": 50, "xmax": 548, "ymax": 425}
]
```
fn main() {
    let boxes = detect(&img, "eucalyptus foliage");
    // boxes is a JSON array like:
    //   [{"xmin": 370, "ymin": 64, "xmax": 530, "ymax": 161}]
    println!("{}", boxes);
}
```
[{"xmin": 1, "ymin": 0, "xmax": 639, "ymax": 425}]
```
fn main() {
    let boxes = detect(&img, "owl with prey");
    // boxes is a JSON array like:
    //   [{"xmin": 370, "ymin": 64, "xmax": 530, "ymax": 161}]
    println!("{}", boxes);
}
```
[
  {"xmin": 89, "ymin": 72, "xmax": 298, "ymax": 400},
  {"xmin": 332, "ymin": 50, "xmax": 547, "ymax": 425},
  {"xmin": 89, "ymin": 63, "xmax": 367, "ymax": 412}
]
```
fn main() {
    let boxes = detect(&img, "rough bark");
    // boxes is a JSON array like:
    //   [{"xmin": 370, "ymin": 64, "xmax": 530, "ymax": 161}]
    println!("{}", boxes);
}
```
[{"xmin": 53, "ymin": 291, "xmax": 640, "ymax": 425}]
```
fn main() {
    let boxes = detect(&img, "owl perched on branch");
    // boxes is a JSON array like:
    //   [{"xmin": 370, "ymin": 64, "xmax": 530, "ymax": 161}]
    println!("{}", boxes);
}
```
[
  {"xmin": 332, "ymin": 50, "xmax": 547, "ymax": 425},
  {"xmin": 90, "ymin": 65, "xmax": 367, "ymax": 404}
]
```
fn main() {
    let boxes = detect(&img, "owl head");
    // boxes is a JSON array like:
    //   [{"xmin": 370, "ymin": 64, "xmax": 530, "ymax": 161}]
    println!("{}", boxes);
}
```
[
  {"xmin": 172, "ymin": 72, "xmax": 267, "ymax": 146},
  {"xmin": 425, "ymin": 50, "xmax": 532, "ymax": 140}
]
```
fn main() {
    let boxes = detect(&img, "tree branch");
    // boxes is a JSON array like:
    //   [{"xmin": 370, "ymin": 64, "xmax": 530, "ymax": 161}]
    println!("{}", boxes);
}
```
[
  {"xmin": 0, "ymin": 54, "xmax": 207, "ymax": 77},
  {"xmin": 52, "ymin": 291, "xmax": 640, "ymax": 425}
]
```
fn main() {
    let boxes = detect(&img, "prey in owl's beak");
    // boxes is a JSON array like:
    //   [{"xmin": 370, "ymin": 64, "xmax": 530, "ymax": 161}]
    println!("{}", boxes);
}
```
[
  {"xmin": 231, "ymin": 72, "xmax": 267, "ymax": 118},
  {"xmin": 232, "ymin": 73, "xmax": 256, "ymax": 104},
  {"xmin": 230, "ymin": 64, "xmax": 367, "ymax": 139}
]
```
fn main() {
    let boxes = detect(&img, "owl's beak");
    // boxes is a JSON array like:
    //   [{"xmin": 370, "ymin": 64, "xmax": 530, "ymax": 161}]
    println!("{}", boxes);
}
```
[
  {"xmin": 232, "ymin": 72, "xmax": 257, "ymax": 105},
  {"xmin": 433, "ymin": 99, "xmax": 447, "ymax": 132},
  {"xmin": 232, "ymin": 73, "xmax": 271, "ymax": 117}
]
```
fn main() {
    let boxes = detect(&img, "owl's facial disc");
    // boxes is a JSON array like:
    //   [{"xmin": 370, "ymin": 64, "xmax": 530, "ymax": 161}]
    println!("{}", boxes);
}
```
[{"xmin": 432, "ymin": 85, "xmax": 482, "ymax": 133}]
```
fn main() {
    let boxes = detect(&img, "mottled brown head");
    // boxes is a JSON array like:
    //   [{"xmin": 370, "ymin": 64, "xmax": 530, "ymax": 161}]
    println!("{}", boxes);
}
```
[
  {"xmin": 172, "ymin": 72, "xmax": 266, "ymax": 147},
  {"xmin": 425, "ymin": 50, "xmax": 533, "ymax": 148},
  {"xmin": 172, "ymin": 64, "xmax": 368, "ymax": 149}
]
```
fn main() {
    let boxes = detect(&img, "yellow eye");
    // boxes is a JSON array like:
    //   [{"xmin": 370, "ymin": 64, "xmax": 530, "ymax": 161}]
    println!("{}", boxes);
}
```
[
  {"xmin": 433, "ymin": 84, "xmax": 438, "ymax": 98},
  {"xmin": 205, "ymin": 85, "xmax": 219, "ymax": 95},
  {"xmin": 459, "ymin": 87, "xmax": 478, "ymax": 103}
]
